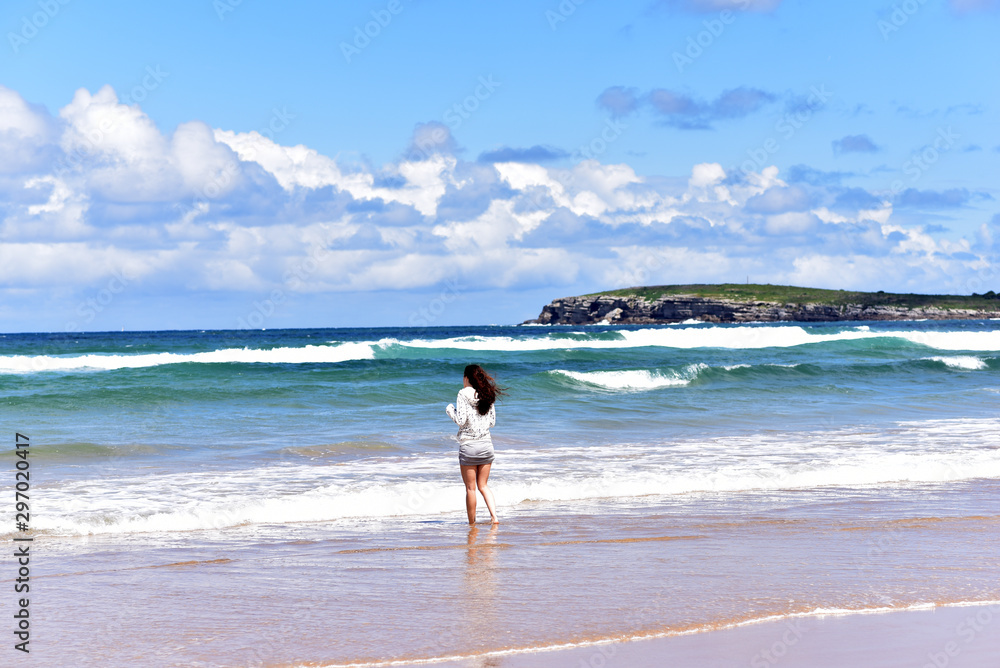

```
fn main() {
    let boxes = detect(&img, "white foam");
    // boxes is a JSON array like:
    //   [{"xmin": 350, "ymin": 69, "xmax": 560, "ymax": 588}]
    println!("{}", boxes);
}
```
[
  {"xmin": 927, "ymin": 356, "xmax": 987, "ymax": 370},
  {"xmin": 0, "ymin": 343, "xmax": 374, "ymax": 373},
  {"xmin": 5, "ymin": 326, "xmax": 998, "ymax": 375},
  {"xmin": 494, "ymin": 451, "xmax": 1000, "ymax": 506},
  {"xmin": 896, "ymin": 331, "xmax": 1000, "ymax": 351},
  {"xmin": 721, "ymin": 363, "xmax": 796, "ymax": 370},
  {"xmin": 369, "ymin": 326, "xmax": 1000, "ymax": 354},
  {"xmin": 550, "ymin": 367, "xmax": 698, "ymax": 391},
  {"xmin": 18, "ymin": 417, "xmax": 1000, "ymax": 537}
]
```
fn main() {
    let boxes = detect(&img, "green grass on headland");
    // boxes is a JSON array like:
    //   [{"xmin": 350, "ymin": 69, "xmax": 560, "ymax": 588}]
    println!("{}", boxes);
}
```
[{"xmin": 586, "ymin": 284, "xmax": 1000, "ymax": 310}]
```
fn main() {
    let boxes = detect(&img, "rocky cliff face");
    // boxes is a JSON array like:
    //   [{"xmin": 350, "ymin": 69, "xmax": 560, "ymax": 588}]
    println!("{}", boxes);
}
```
[{"xmin": 524, "ymin": 294, "xmax": 1000, "ymax": 325}]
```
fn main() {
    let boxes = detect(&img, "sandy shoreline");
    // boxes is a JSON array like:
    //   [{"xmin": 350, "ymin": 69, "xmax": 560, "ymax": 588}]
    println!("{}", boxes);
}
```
[
  {"xmin": 387, "ymin": 603, "xmax": 1000, "ymax": 668},
  {"xmin": 27, "ymin": 486, "xmax": 1000, "ymax": 666}
]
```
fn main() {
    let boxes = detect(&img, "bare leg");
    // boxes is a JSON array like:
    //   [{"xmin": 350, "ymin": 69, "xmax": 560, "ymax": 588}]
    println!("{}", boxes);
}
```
[
  {"xmin": 476, "ymin": 463, "xmax": 499, "ymax": 524},
  {"xmin": 461, "ymin": 465, "xmax": 478, "ymax": 524}
]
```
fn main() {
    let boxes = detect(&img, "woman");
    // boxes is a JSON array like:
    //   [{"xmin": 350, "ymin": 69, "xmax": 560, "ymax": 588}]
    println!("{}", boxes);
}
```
[{"xmin": 446, "ymin": 364, "xmax": 503, "ymax": 525}]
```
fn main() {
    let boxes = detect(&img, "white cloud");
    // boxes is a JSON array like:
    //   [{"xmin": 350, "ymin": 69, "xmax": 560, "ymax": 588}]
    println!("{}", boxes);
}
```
[
  {"xmin": 25, "ymin": 177, "xmax": 68, "ymax": 215},
  {"xmin": 198, "ymin": 258, "xmax": 263, "ymax": 291},
  {"xmin": 0, "ymin": 86, "xmax": 55, "ymax": 175},
  {"xmin": 0, "ymin": 82, "xmax": 993, "ymax": 328},
  {"xmin": 172, "ymin": 121, "xmax": 241, "ymax": 197},
  {"xmin": 764, "ymin": 211, "xmax": 820, "ymax": 235},
  {"xmin": 214, "ymin": 128, "xmax": 346, "ymax": 190},
  {"xmin": 215, "ymin": 128, "xmax": 453, "ymax": 216},
  {"xmin": 433, "ymin": 198, "xmax": 548, "ymax": 252},
  {"xmin": 56, "ymin": 86, "xmax": 244, "ymax": 203},
  {"xmin": 60, "ymin": 85, "xmax": 166, "ymax": 162},
  {"xmin": 745, "ymin": 185, "xmax": 811, "ymax": 214},
  {"xmin": 0, "ymin": 242, "xmax": 161, "ymax": 287},
  {"xmin": 11, "ymin": 176, "xmax": 92, "ymax": 240},
  {"xmin": 0, "ymin": 85, "xmax": 49, "ymax": 138},
  {"xmin": 689, "ymin": 162, "xmax": 726, "ymax": 189}
]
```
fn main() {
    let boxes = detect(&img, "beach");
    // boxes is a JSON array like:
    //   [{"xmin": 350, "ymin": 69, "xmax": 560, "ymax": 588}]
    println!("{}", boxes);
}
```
[
  {"xmin": 436, "ymin": 603, "xmax": 1000, "ymax": 668},
  {"xmin": 4, "ymin": 320, "xmax": 999, "ymax": 666}
]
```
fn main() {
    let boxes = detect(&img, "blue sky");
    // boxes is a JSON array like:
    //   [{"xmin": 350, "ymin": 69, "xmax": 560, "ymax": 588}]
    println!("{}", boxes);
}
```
[{"xmin": 1, "ymin": 0, "xmax": 998, "ymax": 331}]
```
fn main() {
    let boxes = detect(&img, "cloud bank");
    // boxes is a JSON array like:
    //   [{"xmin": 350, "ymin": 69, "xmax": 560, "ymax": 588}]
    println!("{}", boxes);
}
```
[{"xmin": 0, "ymin": 84, "xmax": 995, "ymax": 328}]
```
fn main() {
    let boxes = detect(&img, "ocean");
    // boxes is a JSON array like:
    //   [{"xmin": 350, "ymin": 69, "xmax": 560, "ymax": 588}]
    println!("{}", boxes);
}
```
[{"xmin": 4, "ymin": 320, "xmax": 1000, "ymax": 666}]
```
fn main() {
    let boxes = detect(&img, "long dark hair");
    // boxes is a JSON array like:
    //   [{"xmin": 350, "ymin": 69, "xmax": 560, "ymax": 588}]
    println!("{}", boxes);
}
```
[{"xmin": 464, "ymin": 364, "xmax": 504, "ymax": 415}]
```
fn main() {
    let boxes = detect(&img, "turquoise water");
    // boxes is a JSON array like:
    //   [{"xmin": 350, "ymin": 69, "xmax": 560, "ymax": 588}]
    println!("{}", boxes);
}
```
[
  {"xmin": 3, "ymin": 320, "xmax": 999, "ymax": 532},
  {"xmin": 4, "ymin": 320, "xmax": 1000, "ymax": 666}
]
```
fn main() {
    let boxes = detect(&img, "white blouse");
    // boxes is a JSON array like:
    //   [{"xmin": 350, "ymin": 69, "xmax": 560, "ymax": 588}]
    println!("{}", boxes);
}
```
[{"xmin": 446, "ymin": 386, "xmax": 496, "ymax": 441}]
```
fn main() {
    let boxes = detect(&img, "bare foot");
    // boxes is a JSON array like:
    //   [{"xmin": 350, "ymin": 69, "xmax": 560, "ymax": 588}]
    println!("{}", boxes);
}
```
[{"xmin": 490, "ymin": 517, "xmax": 499, "ymax": 525}]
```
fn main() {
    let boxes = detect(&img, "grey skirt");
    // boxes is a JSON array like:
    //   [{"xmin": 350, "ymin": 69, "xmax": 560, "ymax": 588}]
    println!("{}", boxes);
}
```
[{"xmin": 458, "ymin": 435, "xmax": 495, "ymax": 466}]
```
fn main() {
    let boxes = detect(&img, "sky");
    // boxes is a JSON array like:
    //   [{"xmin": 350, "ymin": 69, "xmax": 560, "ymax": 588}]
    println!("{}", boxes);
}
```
[{"xmin": 0, "ymin": 0, "xmax": 998, "ymax": 331}]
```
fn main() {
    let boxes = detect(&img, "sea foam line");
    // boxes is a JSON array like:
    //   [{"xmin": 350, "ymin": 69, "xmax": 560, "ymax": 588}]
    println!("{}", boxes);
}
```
[
  {"xmin": 926, "ymin": 355, "xmax": 988, "ymax": 370},
  {"xmin": 3, "ymin": 325, "xmax": 997, "ymax": 374},
  {"xmin": 369, "ymin": 326, "xmax": 1000, "ymax": 353},
  {"xmin": 310, "ymin": 600, "xmax": 1000, "ymax": 668},
  {"xmin": 21, "ymin": 435, "xmax": 1000, "ymax": 536},
  {"xmin": 549, "ymin": 366, "xmax": 702, "ymax": 391},
  {"xmin": 550, "ymin": 362, "xmax": 816, "ymax": 392},
  {"xmin": 0, "ymin": 343, "xmax": 374, "ymax": 373}
]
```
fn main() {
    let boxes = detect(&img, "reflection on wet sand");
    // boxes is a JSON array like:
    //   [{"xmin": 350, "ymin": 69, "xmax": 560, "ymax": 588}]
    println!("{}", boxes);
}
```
[
  {"xmin": 462, "ymin": 525, "xmax": 503, "ymax": 667},
  {"xmin": 26, "ymin": 487, "xmax": 1000, "ymax": 666}
]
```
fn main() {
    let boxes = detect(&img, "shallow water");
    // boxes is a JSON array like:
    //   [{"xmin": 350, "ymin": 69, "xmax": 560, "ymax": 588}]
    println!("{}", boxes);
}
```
[
  {"xmin": 4, "ymin": 320, "xmax": 999, "ymax": 665},
  {"xmin": 28, "ymin": 482, "xmax": 1000, "ymax": 665}
]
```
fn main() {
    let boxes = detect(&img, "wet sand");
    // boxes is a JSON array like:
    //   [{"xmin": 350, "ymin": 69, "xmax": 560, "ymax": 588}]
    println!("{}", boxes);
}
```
[
  {"xmin": 25, "ymin": 482, "xmax": 1000, "ymax": 666},
  {"xmin": 432, "ymin": 603, "xmax": 1000, "ymax": 668}
]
